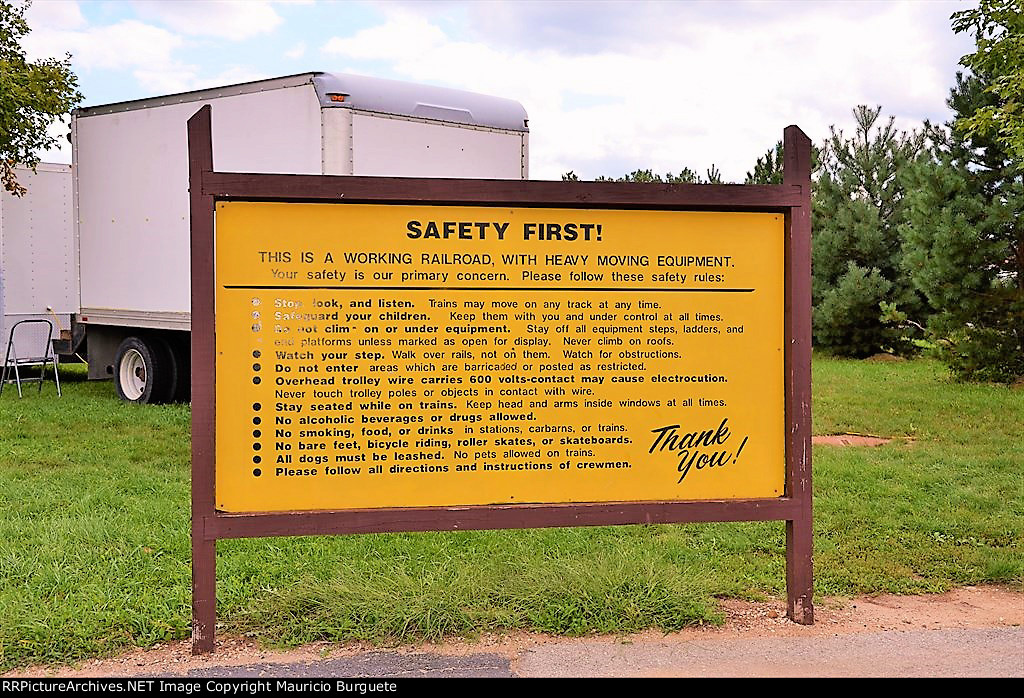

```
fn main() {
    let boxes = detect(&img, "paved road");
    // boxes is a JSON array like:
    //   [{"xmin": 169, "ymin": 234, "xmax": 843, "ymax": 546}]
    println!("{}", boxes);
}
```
[
  {"xmin": 168, "ymin": 627, "xmax": 1024, "ymax": 678},
  {"xmin": 170, "ymin": 652, "xmax": 511, "ymax": 679}
]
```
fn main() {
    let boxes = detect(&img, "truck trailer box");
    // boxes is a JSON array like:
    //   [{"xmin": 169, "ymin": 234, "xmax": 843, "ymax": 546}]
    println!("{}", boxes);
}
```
[
  {"xmin": 0, "ymin": 164, "xmax": 75, "ymax": 362},
  {"xmin": 71, "ymin": 71, "xmax": 529, "ymax": 401}
]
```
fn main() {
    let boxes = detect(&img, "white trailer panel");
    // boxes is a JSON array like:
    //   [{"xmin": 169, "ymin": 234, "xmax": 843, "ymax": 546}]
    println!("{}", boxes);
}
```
[
  {"xmin": 349, "ymin": 113, "xmax": 526, "ymax": 179},
  {"xmin": 71, "ymin": 71, "xmax": 529, "ymax": 400},
  {"xmin": 75, "ymin": 82, "xmax": 323, "ymax": 316},
  {"xmin": 75, "ymin": 72, "xmax": 528, "ymax": 321},
  {"xmin": 0, "ymin": 164, "xmax": 75, "ymax": 356}
]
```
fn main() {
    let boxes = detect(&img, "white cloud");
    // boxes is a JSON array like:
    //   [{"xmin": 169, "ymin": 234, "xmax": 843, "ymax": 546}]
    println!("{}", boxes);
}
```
[
  {"xmin": 323, "ymin": 13, "xmax": 447, "ymax": 61},
  {"xmin": 22, "ymin": 14, "xmax": 204, "ymax": 97},
  {"xmin": 36, "ymin": 117, "xmax": 73, "ymax": 166},
  {"xmin": 191, "ymin": 66, "xmax": 275, "ymax": 90},
  {"xmin": 20, "ymin": 0, "xmax": 971, "ymax": 179},
  {"xmin": 22, "ymin": 18, "xmax": 190, "ymax": 75},
  {"xmin": 20, "ymin": 10, "xmax": 272, "ymax": 97},
  {"xmin": 117, "ymin": 64, "xmax": 273, "ymax": 97},
  {"xmin": 130, "ymin": 0, "xmax": 283, "ymax": 41},
  {"xmin": 322, "ymin": 3, "xmax": 970, "ymax": 180},
  {"xmin": 131, "ymin": 67, "xmax": 202, "ymax": 95},
  {"xmin": 25, "ymin": 0, "xmax": 86, "ymax": 31}
]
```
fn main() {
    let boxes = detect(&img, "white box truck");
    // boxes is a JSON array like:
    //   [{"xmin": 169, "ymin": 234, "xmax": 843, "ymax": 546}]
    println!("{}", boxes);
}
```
[
  {"xmin": 0, "ymin": 164, "xmax": 76, "ymax": 364},
  {"xmin": 71, "ymin": 71, "xmax": 529, "ymax": 402}
]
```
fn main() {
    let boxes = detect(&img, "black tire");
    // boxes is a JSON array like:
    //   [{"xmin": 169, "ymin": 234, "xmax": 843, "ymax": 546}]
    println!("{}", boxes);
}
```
[
  {"xmin": 168, "ymin": 333, "xmax": 191, "ymax": 403},
  {"xmin": 113, "ymin": 336, "xmax": 174, "ymax": 404}
]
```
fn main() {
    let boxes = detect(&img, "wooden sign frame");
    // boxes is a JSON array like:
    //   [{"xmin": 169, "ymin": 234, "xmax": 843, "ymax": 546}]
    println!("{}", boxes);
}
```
[{"xmin": 188, "ymin": 105, "xmax": 814, "ymax": 654}]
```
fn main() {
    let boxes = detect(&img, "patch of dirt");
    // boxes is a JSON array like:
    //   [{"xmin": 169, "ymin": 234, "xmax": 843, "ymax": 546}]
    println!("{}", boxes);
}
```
[
  {"xmin": 4, "ymin": 586, "xmax": 1021, "ymax": 678},
  {"xmin": 813, "ymin": 433, "xmax": 893, "ymax": 446},
  {"xmin": 865, "ymin": 353, "xmax": 905, "ymax": 362},
  {"xmin": 713, "ymin": 585, "xmax": 1022, "ymax": 636}
]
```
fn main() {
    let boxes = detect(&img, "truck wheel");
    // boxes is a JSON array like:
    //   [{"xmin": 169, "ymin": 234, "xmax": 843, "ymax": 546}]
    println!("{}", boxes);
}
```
[
  {"xmin": 114, "ymin": 336, "xmax": 174, "ymax": 404},
  {"xmin": 168, "ymin": 334, "xmax": 191, "ymax": 403}
]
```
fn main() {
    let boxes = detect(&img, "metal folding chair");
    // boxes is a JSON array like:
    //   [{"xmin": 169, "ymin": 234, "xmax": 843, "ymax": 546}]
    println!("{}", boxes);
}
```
[{"xmin": 1, "ymin": 319, "xmax": 61, "ymax": 397}]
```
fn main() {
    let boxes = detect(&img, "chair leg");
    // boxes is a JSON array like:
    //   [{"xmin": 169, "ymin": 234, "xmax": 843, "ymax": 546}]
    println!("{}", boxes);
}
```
[
  {"xmin": 0, "ymin": 341, "xmax": 11, "ymax": 397},
  {"xmin": 13, "ymin": 361, "xmax": 23, "ymax": 398},
  {"xmin": 53, "ymin": 355, "xmax": 62, "ymax": 397}
]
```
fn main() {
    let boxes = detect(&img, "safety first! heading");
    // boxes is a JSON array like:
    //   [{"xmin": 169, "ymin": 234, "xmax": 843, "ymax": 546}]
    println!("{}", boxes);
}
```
[{"xmin": 406, "ymin": 220, "xmax": 603, "ymax": 241}]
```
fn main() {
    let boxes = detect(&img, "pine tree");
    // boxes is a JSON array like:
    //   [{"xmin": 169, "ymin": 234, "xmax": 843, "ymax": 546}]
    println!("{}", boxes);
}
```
[
  {"xmin": 811, "ymin": 106, "xmax": 926, "ymax": 356},
  {"xmin": 745, "ymin": 140, "xmax": 820, "ymax": 184},
  {"xmin": 562, "ymin": 167, "xmax": 726, "ymax": 184},
  {"xmin": 900, "ymin": 73, "xmax": 1023, "ymax": 382},
  {"xmin": 745, "ymin": 141, "xmax": 784, "ymax": 185}
]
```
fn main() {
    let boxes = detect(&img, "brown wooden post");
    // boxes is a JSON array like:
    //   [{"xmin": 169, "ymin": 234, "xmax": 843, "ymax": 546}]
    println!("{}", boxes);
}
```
[
  {"xmin": 188, "ymin": 105, "xmax": 217, "ymax": 653},
  {"xmin": 783, "ymin": 125, "xmax": 814, "ymax": 624}
]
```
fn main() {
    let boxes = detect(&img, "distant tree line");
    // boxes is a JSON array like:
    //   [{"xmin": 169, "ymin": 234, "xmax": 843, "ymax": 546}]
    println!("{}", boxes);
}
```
[{"xmin": 564, "ymin": 1, "xmax": 1022, "ymax": 383}]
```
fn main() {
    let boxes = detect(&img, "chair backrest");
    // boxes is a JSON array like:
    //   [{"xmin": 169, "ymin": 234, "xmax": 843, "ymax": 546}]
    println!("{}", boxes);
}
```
[{"xmin": 5, "ymin": 319, "xmax": 54, "ymax": 363}]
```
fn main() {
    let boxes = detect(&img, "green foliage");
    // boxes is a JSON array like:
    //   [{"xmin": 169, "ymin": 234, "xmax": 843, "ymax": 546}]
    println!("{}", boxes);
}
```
[
  {"xmin": 813, "ymin": 263, "xmax": 893, "ymax": 357},
  {"xmin": 811, "ymin": 106, "xmax": 927, "ymax": 356},
  {"xmin": 0, "ymin": 0, "xmax": 82, "ymax": 195},
  {"xmin": 900, "ymin": 72, "xmax": 1024, "ymax": 383},
  {"xmin": 952, "ymin": 0, "xmax": 1024, "ymax": 166},
  {"xmin": 745, "ymin": 141, "xmax": 785, "ymax": 184},
  {"xmin": 561, "ymin": 166, "xmax": 726, "ymax": 184},
  {"xmin": 744, "ymin": 140, "xmax": 821, "ymax": 185}
]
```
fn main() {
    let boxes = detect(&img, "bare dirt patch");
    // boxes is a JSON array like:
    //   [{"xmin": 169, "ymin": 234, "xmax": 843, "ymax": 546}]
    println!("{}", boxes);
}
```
[
  {"xmin": 714, "ymin": 585, "xmax": 1022, "ymax": 636},
  {"xmin": 5, "ymin": 586, "xmax": 1021, "ymax": 678},
  {"xmin": 813, "ymin": 433, "xmax": 893, "ymax": 446},
  {"xmin": 865, "ymin": 353, "xmax": 905, "ymax": 362}
]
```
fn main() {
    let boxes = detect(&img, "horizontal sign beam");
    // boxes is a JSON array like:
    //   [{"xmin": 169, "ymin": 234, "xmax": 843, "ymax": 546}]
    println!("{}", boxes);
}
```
[
  {"xmin": 205, "ymin": 497, "xmax": 802, "ymax": 539},
  {"xmin": 202, "ymin": 171, "xmax": 804, "ymax": 211}
]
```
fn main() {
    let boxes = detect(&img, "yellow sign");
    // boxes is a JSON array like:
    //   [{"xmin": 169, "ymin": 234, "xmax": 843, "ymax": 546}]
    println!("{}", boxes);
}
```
[{"xmin": 214, "ymin": 202, "xmax": 785, "ymax": 512}]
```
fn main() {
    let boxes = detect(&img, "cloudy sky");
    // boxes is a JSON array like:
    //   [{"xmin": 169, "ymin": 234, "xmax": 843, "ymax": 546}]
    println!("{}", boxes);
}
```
[{"xmin": 25, "ymin": 0, "xmax": 975, "ymax": 181}]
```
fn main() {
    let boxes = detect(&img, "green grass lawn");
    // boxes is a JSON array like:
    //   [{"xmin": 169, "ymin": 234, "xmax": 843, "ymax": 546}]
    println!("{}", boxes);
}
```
[{"xmin": 0, "ymin": 357, "xmax": 1021, "ymax": 670}]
